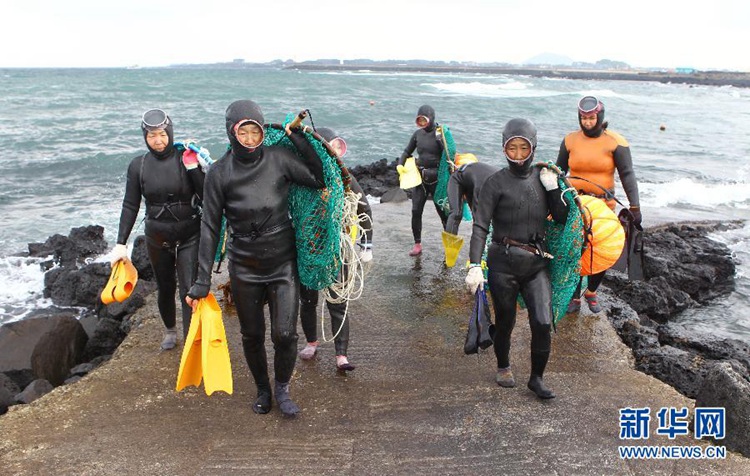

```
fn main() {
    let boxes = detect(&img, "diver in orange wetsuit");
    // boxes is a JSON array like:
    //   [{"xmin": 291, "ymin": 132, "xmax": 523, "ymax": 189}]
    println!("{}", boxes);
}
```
[{"xmin": 556, "ymin": 96, "xmax": 642, "ymax": 313}]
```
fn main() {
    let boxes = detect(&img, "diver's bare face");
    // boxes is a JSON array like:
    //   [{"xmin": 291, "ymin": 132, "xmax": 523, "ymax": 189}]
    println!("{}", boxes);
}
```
[
  {"xmin": 236, "ymin": 123, "xmax": 264, "ymax": 148},
  {"xmin": 580, "ymin": 113, "xmax": 598, "ymax": 131},
  {"xmin": 146, "ymin": 129, "xmax": 169, "ymax": 153},
  {"xmin": 504, "ymin": 137, "xmax": 532, "ymax": 163}
]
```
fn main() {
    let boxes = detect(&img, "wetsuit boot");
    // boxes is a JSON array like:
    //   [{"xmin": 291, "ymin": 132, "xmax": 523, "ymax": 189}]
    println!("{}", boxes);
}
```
[
  {"xmin": 330, "ymin": 301, "xmax": 355, "ymax": 371},
  {"xmin": 242, "ymin": 336, "xmax": 272, "ymax": 414},
  {"xmin": 528, "ymin": 351, "xmax": 555, "ymax": 399},
  {"xmin": 275, "ymin": 380, "xmax": 300, "ymax": 417}
]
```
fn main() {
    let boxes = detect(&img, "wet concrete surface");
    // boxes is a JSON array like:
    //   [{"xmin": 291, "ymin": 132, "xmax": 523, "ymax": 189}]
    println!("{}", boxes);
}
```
[{"xmin": 1, "ymin": 201, "xmax": 748, "ymax": 475}]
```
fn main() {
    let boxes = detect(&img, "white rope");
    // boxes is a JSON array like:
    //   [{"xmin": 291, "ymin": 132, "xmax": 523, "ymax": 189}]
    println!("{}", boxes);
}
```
[{"xmin": 320, "ymin": 190, "xmax": 371, "ymax": 342}]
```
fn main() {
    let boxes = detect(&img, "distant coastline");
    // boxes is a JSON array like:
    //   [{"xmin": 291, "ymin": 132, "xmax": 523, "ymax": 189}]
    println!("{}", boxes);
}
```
[{"xmin": 284, "ymin": 63, "xmax": 750, "ymax": 88}]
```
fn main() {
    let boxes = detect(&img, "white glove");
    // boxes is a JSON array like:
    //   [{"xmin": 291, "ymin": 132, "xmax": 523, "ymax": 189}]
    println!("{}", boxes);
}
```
[
  {"xmin": 360, "ymin": 249, "xmax": 373, "ymax": 263},
  {"xmin": 110, "ymin": 244, "xmax": 128, "ymax": 265},
  {"xmin": 539, "ymin": 168, "xmax": 559, "ymax": 191},
  {"xmin": 465, "ymin": 266, "xmax": 485, "ymax": 294}
]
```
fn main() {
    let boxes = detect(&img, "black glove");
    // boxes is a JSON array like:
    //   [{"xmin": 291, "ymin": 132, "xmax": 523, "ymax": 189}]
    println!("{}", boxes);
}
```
[
  {"xmin": 187, "ymin": 282, "xmax": 210, "ymax": 300},
  {"xmin": 629, "ymin": 206, "xmax": 642, "ymax": 228}
]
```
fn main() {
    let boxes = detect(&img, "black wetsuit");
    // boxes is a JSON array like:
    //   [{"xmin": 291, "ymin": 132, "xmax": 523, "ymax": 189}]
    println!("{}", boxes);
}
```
[
  {"xmin": 117, "ymin": 125, "xmax": 204, "ymax": 336},
  {"xmin": 469, "ymin": 119, "xmax": 568, "ymax": 386},
  {"xmin": 445, "ymin": 162, "xmax": 499, "ymax": 235},
  {"xmin": 188, "ymin": 100, "xmax": 324, "ymax": 396},
  {"xmin": 398, "ymin": 105, "xmax": 448, "ymax": 242},
  {"xmin": 299, "ymin": 175, "xmax": 373, "ymax": 356}
]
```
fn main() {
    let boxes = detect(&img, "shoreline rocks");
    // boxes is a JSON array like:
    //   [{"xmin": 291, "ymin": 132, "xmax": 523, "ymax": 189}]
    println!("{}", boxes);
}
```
[
  {"xmin": 600, "ymin": 221, "xmax": 749, "ymax": 456},
  {"xmin": 1, "ymin": 225, "xmax": 156, "ymax": 414}
]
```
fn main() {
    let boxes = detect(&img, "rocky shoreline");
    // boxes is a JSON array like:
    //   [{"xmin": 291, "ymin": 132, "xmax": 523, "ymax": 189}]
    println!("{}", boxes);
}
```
[
  {"xmin": 287, "ymin": 63, "xmax": 750, "ymax": 88},
  {"xmin": 1, "ymin": 161, "xmax": 748, "ymax": 455}
]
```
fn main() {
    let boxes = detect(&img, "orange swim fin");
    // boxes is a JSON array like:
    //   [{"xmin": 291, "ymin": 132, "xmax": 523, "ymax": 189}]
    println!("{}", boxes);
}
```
[
  {"xmin": 114, "ymin": 259, "xmax": 138, "ymax": 302},
  {"xmin": 100, "ymin": 261, "xmax": 121, "ymax": 305}
]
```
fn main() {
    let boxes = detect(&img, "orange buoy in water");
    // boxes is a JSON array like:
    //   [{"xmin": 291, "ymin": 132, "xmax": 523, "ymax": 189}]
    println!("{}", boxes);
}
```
[{"xmin": 579, "ymin": 195, "xmax": 625, "ymax": 276}]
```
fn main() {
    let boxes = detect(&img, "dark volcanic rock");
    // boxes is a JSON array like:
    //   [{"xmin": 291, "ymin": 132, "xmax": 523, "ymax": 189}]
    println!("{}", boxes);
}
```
[
  {"xmin": 601, "ymin": 220, "xmax": 750, "ymax": 456},
  {"xmin": 131, "ymin": 235, "xmax": 154, "ymax": 281},
  {"xmin": 380, "ymin": 188, "xmax": 408, "ymax": 203},
  {"xmin": 349, "ymin": 158, "xmax": 400, "ymax": 197},
  {"xmin": 15, "ymin": 379, "xmax": 54, "ymax": 404},
  {"xmin": 97, "ymin": 280, "xmax": 158, "ymax": 321},
  {"xmin": 0, "ymin": 313, "xmax": 88, "ymax": 388},
  {"xmin": 0, "ymin": 373, "xmax": 21, "ymax": 414},
  {"xmin": 633, "ymin": 345, "xmax": 708, "ymax": 398},
  {"xmin": 44, "ymin": 262, "xmax": 111, "ymax": 307},
  {"xmin": 603, "ymin": 222, "xmax": 737, "ymax": 323},
  {"xmin": 82, "ymin": 318, "xmax": 127, "ymax": 362},
  {"xmin": 695, "ymin": 362, "xmax": 750, "ymax": 455},
  {"xmin": 28, "ymin": 225, "xmax": 107, "ymax": 268}
]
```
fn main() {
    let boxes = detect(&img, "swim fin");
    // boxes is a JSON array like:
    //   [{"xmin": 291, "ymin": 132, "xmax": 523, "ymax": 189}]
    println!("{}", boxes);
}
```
[
  {"xmin": 176, "ymin": 301, "xmax": 203, "ymax": 391},
  {"xmin": 464, "ymin": 289, "xmax": 494, "ymax": 354},
  {"xmin": 613, "ymin": 209, "xmax": 645, "ymax": 281},
  {"xmin": 101, "ymin": 259, "xmax": 138, "ymax": 304},
  {"xmin": 201, "ymin": 293, "xmax": 233, "ymax": 396},
  {"xmin": 175, "ymin": 292, "xmax": 233, "ymax": 395},
  {"xmin": 441, "ymin": 231, "xmax": 464, "ymax": 268},
  {"xmin": 114, "ymin": 259, "xmax": 138, "ymax": 302},
  {"xmin": 101, "ymin": 261, "xmax": 120, "ymax": 305}
]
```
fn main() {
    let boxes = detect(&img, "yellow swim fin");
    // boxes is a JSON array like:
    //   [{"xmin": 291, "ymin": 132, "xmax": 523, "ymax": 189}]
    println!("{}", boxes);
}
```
[
  {"xmin": 100, "ymin": 261, "xmax": 121, "ymax": 305},
  {"xmin": 176, "ymin": 302, "xmax": 204, "ymax": 391},
  {"xmin": 442, "ymin": 231, "xmax": 464, "ymax": 268},
  {"xmin": 398, "ymin": 156, "xmax": 422, "ymax": 190},
  {"xmin": 201, "ymin": 293, "xmax": 233, "ymax": 396},
  {"xmin": 114, "ymin": 259, "xmax": 138, "ymax": 302}
]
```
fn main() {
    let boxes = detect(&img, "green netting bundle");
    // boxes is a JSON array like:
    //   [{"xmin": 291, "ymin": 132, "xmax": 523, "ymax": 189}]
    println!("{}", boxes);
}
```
[
  {"xmin": 263, "ymin": 117, "xmax": 345, "ymax": 290},
  {"xmin": 542, "ymin": 163, "xmax": 585, "ymax": 324},
  {"xmin": 214, "ymin": 216, "xmax": 228, "ymax": 264},
  {"xmin": 433, "ymin": 125, "xmax": 456, "ymax": 213}
]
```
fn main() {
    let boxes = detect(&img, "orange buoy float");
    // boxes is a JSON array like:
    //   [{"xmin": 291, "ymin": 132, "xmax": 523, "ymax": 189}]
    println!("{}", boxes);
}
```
[{"xmin": 578, "ymin": 195, "xmax": 626, "ymax": 276}]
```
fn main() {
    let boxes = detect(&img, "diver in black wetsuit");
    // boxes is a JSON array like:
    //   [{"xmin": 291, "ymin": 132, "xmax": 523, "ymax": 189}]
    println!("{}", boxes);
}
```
[
  {"xmin": 186, "ymin": 100, "xmax": 325, "ymax": 417},
  {"xmin": 297, "ymin": 127, "xmax": 373, "ymax": 372},
  {"xmin": 111, "ymin": 109, "xmax": 204, "ymax": 351},
  {"xmin": 397, "ymin": 105, "xmax": 449, "ymax": 256},
  {"xmin": 445, "ymin": 157, "xmax": 500, "ymax": 235},
  {"xmin": 465, "ymin": 118, "xmax": 569, "ymax": 399}
]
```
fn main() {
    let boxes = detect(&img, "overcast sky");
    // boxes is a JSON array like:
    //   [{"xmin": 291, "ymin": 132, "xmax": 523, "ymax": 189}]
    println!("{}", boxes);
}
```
[{"xmin": 2, "ymin": 0, "xmax": 748, "ymax": 71}]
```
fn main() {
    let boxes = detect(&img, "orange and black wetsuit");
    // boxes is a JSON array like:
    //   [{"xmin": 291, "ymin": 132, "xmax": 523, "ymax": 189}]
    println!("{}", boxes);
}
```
[
  {"xmin": 556, "ymin": 127, "xmax": 640, "ymax": 296},
  {"xmin": 556, "ymin": 129, "xmax": 640, "ymax": 211}
]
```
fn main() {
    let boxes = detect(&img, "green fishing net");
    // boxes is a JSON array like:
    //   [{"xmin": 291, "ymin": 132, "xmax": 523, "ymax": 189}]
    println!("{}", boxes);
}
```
[
  {"xmin": 543, "ymin": 163, "xmax": 585, "ymax": 324},
  {"xmin": 263, "ymin": 117, "xmax": 345, "ymax": 290},
  {"xmin": 433, "ymin": 125, "xmax": 456, "ymax": 213},
  {"xmin": 214, "ymin": 217, "xmax": 228, "ymax": 264}
]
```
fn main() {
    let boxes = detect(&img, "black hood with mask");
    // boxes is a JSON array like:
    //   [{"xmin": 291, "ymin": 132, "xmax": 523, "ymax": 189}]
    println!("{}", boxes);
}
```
[
  {"xmin": 141, "ymin": 118, "xmax": 174, "ymax": 159},
  {"xmin": 502, "ymin": 118, "xmax": 537, "ymax": 177},
  {"xmin": 417, "ymin": 104, "xmax": 437, "ymax": 132},
  {"xmin": 316, "ymin": 127, "xmax": 337, "ymax": 143},
  {"xmin": 225, "ymin": 99, "xmax": 265, "ymax": 161},
  {"xmin": 578, "ymin": 100, "xmax": 607, "ymax": 138}
]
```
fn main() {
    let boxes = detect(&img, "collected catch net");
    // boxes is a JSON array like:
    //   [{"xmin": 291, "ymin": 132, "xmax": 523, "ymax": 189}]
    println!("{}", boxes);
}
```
[
  {"xmin": 540, "ymin": 163, "xmax": 585, "ymax": 324},
  {"xmin": 264, "ymin": 116, "xmax": 345, "ymax": 290},
  {"xmin": 433, "ymin": 125, "xmax": 456, "ymax": 213}
]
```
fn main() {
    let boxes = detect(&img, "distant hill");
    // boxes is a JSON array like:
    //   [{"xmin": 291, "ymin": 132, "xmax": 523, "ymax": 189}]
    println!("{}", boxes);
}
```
[{"xmin": 523, "ymin": 53, "xmax": 575, "ymax": 66}]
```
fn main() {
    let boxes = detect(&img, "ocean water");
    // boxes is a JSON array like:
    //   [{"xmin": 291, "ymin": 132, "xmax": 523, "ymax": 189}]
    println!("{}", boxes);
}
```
[{"xmin": 1, "ymin": 68, "xmax": 749, "ymax": 341}]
